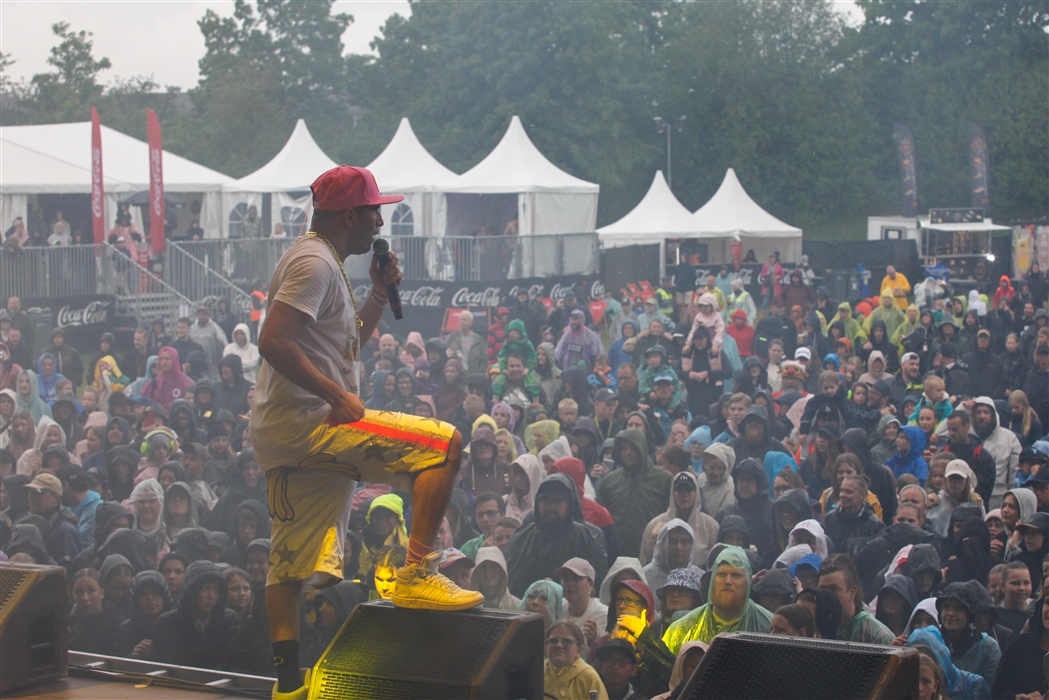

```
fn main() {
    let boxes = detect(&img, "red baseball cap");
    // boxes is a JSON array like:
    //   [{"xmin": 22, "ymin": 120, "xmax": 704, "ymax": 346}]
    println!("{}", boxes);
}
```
[{"xmin": 311, "ymin": 165, "xmax": 404, "ymax": 211}]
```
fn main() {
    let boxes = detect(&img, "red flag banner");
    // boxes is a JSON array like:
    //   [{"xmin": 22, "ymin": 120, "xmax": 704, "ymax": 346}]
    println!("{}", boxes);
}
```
[
  {"xmin": 90, "ymin": 107, "xmax": 105, "ymax": 244},
  {"xmin": 147, "ymin": 108, "xmax": 165, "ymax": 254}
]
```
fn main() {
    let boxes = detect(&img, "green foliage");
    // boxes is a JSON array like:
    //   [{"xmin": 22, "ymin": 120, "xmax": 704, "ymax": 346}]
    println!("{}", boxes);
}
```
[{"xmin": 1, "ymin": 1, "xmax": 1046, "ymax": 233}]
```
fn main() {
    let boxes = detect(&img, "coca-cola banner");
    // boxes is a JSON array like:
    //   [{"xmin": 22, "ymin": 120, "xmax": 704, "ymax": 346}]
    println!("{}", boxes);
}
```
[
  {"xmin": 348, "ymin": 275, "xmax": 604, "ymax": 338},
  {"xmin": 25, "ymin": 295, "xmax": 117, "ymax": 348}
]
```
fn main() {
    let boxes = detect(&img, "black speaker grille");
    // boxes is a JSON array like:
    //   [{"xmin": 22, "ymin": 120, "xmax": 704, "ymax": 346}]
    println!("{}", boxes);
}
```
[
  {"xmin": 683, "ymin": 633, "xmax": 890, "ymax": 700},
  {"xmin": 0, "ymin": 568, "xmax": 31, "ymax": 610},
  {"xmin": 314, "ymin": 601, "xmax": 518, "ymax": 699}
]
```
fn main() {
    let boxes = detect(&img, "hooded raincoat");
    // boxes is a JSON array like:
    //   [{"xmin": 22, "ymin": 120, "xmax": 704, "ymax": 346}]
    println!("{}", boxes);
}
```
[
  {"xmin": 642, "ymin": 518, "xmax": 705, "ymax": 594},
  {"xmin": 662, "ymin": 546, "xmax": 772, "ymax": 653},
  {"xmin": 504, "ymin": 453, "xmax": 543, "ymax": 524},
  {"xmin": 471, "ymin": 546, "xmax": 520, "ymax": 610},
  {"xmin": 639, "ymin": 470, "xmax": 719, "ymax": 568},
  {"xmin": 596, "ymin": 428, "xmax": 673, "ymax": 558},
  {"xmin": 150, "ymin": 561, "xmax": 242, "ymax": 669},
  {"xmin": 15, "ymin": 369, "xmax": 51, "ymax": 423},
  {"xmin": 222, "ymin": 323, "xmax": 260, "ymax": 382},
  {"xmin": 504, "ymin": 473, "xmax": 608, "ymax": 597}
]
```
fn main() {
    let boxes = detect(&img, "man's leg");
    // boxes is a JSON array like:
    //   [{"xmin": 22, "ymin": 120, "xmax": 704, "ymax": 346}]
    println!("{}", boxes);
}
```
[
  {"xmin": 404, "ymin": 430, "xmax": 462, "ymax": 564},
  {"xmin": 267, "ymin": 580, "xmax": 303, "ymax": 694},
  {"xmin": 394, "ymin": 430, "xmax": 483, "ymax": 609}
]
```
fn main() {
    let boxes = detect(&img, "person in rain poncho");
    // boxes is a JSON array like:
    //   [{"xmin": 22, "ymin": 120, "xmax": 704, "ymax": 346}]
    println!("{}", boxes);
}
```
[
  {"xmin": 505, "ymin": 473, "xmax": 608, "ymax": 597},
  {"xmin": 525, "ymin": 419, "xmax": 561, "ymax": 456},
  {"xmin": 696, "ymin": 442, "xmax": 735, "ymax": 520},
  {"xmin": 555, "ymin": 310, "xmax": 604, "ymax": 374},
  {"xmin": 885, "ymin": 425, "xmax": 929, "ymax": 485},
  {"xmin": 14, "ymin": 369, "xmax": 51, "ymax": 423},
  {"xmin": 504, "ymin": 454, "xmax": 543, "ymax": 524},
  {"xmin": 127, "ymin": 478, "xmax": 166, "ymax": 553},
  {"xmin": 471, "ymin": 546, "xmax": 520, "ymax": 611},
  {"xmin": 357, "ymin": 493, "xmax": 409, "ymax": 578},
  {"xmin": 685, "ymin": 292, "xmax": 725, "ymax": 353},
  {"xmin": 907, "ymin": 626, "xmax": 989, "ymax": 700},
  {"xmin": 597, "ymin": 428, "xmax": 673, "ymax": 559},
  {"xmin": 661, "ymin": 546, "xmax": 772, "ymax": 653},
  {"xmin": 599, "ymin": 557, "xmax": 648, "ymax": 606},
  {"xmin": 642, "ymin": 518, "xmax": 705, "ymax": 595},
  {"xmin": 520, "ymin": 579, "xmax": 565, "ymax": 629},
  {"xmin": 222, "ymin": 323, "xmax": 260, "ymax": 382},
  {"xmin": 543, "ymin": 620, "xmax": 609, "ymax": 700},
  {"xmin": 639, "ymin": 470, "xmax": 719, "ymax": 569},
  {"xmin": 35, "ymin": 353, "xmax": 65, "ymax": 405},
  {"xmin": 142, "ymin": 347, "xmax": 195, "ymax": 411}
]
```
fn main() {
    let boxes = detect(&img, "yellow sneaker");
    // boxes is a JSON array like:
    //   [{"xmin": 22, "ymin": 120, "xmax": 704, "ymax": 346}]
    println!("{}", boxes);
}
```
[
  {"xmin": 392, "ymin": 551, "xmax": 484, "ymax": 611},
  {"xmin": 272, "ymin": 668, "xmax": 311, "ymax": 700}
]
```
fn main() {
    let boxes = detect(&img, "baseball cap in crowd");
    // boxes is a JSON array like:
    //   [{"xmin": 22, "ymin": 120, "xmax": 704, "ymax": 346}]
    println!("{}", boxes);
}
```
[
  {"xmin": 795, "ymin": 347, "xmax": 812, "ymax": 360},
  {"xmin": 555, "ymin": 557, "xmax": 596, "ymax": 582},
  {"xmin": 901, "ymin": 352, "xmax": 920, "ymax": 365},
  {"xmin": 311, "ymin": 165, "xmax": 404, "ymax": 211},
  {"xmin": 1019, "ymin": 448, "xmax": 1049, "ymax": 466},
  {"xmin": 673, "ymin": 472, "xmax": 697, "ymax": 490},
  {"xmin": 653, "ymin": 371, "xmax": 676, "ymax": 385},
  {"xmin": 593, "ymin": 388, "xmax": 617, "ymax": 404},
  {"xmin": 595, "ymin": 638, "xmax": 637, "ymax": 662},
  {"xmin": 1025, "ymin": 469, "xmax": 1049, "ymax": 486},
  {"xmin": 731, "ymin": 310, "xmax": 747, "ymax": 321},
  {"xmin": 774, "ymin": 391, "xmax": 802, "ymax": 408},
  {"xmin": 58, "ymin": 465, "xmax": 93, "ymax": 491},
  {"xmin": 944, "ymin": 459, "xmax": 975, "ymax": 482},
  {"xmin": 439, "ymin": 548, "xmax": 475, "ymax": 571},
  {"xmin": 938, "ymin": 343, "xmax": 958, "ymax": 359},
  {"xmin": 977, "ymin": 329, "xmax": 991, "ymax": 338},
  {"xmin": 25, "ymin": 473, "xmax": 63, "ymax": 497}
]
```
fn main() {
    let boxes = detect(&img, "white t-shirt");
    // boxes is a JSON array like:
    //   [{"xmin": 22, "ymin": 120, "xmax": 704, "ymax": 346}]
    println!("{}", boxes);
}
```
[{"xmin": 250, "ymin": 236, "xmax": 359, "ymax": 471}]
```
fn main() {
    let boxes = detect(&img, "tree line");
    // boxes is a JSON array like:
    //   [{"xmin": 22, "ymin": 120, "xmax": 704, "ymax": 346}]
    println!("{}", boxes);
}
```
[{"xmin": 2, "ymin": 0, "xmax": 1046, "ymax": 237}]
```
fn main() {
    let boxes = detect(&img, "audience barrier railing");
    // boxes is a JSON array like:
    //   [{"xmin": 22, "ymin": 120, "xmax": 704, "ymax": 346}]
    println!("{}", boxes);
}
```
[
  {"xmin": 173, "ymin": 233, "xmax": 600, "ymax": 284},
  {"xmin": 0, "ymin": 244, "xmax": 193, "ymax": 328},
  {"xmin": 165, "ymin": 243, "xmax": 255, "ymax": 322}
]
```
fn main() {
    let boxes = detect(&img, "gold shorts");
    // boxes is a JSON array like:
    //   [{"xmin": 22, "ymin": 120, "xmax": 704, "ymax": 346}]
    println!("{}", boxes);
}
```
[{"xmin": 265, "ymin": 409, "xmax": 456, "ymax": 587}]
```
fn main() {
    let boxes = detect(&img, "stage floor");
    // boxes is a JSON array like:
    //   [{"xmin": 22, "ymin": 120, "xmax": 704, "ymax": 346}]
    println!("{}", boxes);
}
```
[{"xmin": 6, "ymin": 675, "xmax": 252, "ymax": 699}]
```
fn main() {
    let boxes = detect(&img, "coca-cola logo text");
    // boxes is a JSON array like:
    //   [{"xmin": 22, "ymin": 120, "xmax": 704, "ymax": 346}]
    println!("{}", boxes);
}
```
[
  {"xmin": 450, "ymin": 287, "xmax": 502, "ymax": 307},
  {"xmin": 56, "ymin": 300, "xmax": 111, "ymax": 328}
]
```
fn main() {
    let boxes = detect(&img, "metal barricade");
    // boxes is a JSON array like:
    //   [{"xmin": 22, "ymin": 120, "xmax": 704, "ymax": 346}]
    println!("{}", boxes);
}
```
[
  {"xmin": 171, "ymin": 234, "xmax": 599, "ymax": 284},
  {"xmin": 166, "ymin": 243, "xmax": 255, "ymax": 322},
  {"xmin": 0, "ymin": 244, "xmax": 107, "ymax": 299}
]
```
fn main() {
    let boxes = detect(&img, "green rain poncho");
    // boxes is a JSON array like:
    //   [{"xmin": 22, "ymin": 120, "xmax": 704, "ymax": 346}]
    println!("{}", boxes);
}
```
[{"xmin": 661, "ymin": 546, "xmax": 773, "ymax": 654}]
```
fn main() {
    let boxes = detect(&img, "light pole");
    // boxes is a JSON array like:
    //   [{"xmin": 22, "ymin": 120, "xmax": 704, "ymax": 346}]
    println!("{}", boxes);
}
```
[{"xmin": 654, "ymin": 115, "xmax": 686, "ymax": 188}]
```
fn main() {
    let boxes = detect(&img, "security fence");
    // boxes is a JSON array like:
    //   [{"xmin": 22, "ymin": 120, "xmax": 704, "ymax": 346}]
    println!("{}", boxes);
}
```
[
  {"xmin": 165, "ymin": 243, "xmax": 254, "ymax": 322},
  {"xmin": 0, "ymin": 244, "xmax": 193, "ymax": 328},
  {"xmin": 172, "ymin": 233, "xmax": 600, "ymax": 285}
]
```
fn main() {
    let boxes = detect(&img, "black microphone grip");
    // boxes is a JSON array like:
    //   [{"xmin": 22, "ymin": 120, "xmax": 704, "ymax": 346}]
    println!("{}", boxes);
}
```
[{"xmin": 371, "ymin": 238, "xmax": 403, "ymax": 320}]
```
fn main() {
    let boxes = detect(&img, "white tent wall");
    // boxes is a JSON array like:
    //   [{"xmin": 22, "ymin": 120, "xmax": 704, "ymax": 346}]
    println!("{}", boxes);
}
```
[
  {"xmin": 200, "ymin": 192, "xmax": 223, "ymax": 239},
  {"xmin": 221, "ymin": 193, "xmax": 263, "ymax": 239},
  {"xmin": 1, "ymin": 194, "xmax": 27, "ymax": 231},
  {"xmin": 272, "ymin": 192, "xmax": 313, "ymax": 238},
  {"xmin": 530, "ymin": 192, "xmax": 598, "ymax": 236}
]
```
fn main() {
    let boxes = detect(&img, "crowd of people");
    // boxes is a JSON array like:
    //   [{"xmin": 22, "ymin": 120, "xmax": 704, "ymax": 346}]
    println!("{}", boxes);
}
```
[{"xmin": 1, "ymin": 256, "xmax": 1048, "ymax": 700}]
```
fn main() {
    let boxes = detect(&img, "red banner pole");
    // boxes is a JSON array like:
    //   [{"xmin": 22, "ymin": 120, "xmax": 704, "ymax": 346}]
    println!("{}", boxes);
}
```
[
  {"xmin": 147, "ymin": 108, "xmax": 165, "ymax": 255},
  {"xmin": 91, "ymin": 107, "xmax": 105, "ymax": 245}
]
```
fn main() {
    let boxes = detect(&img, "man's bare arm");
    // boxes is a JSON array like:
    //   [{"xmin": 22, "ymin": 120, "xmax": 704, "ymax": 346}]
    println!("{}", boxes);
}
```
[{"xmin": 258, "ymin": 300, "xmax": 364, "ymax": 423}]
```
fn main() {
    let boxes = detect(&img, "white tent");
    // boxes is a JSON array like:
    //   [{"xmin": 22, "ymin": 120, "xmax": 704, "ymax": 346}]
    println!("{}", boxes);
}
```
[
  {"xmin": 598, "ymin": 170, "xmax": 701, "ymax": 247},
  {"xmin": 691, "ymin": 168, "xmax": 803, "ymax": 263},
  {"xmin": 222, "ymin": 119, "xmax": 338, "ymax": 238},
  {"xmin": 441, "ymin": 115, "xmax": 599, "ymax": 238},
  {"xmin": 598, "ymin": 170, "xmax": 709, "ymax": 277},
  {"xmin": 0, "ymin": 121, "xmax": 232, "ymax": 237},
  {"xmin": 366, "ymin": 117, "xmax": 458, "ymax": 237}
]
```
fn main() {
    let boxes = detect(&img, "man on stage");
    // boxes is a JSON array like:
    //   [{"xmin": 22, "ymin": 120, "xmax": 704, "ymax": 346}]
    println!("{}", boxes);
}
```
[{"xmin": 251, "ymin": 165, "xmax": 483, "ymax": 700}]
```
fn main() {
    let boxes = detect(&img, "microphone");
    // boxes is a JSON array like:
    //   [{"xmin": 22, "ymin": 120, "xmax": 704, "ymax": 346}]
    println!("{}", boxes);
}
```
[{"xmin": 372, "ymin": 238, "xmax": 403, "ymax": 320}]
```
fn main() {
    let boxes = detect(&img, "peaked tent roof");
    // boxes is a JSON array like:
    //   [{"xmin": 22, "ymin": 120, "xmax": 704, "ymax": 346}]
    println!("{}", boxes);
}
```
[
  {"xmin": 225, "ymin": 119, "xmax": 338, "ymax": 193},
  {"xmin": 598, "ymin": 170, "xmax": 702, "ymax": 246},
  {"xmin": 691, "ymin": 168, "xmax": 801, "ymax": 239},
  {"xmin": 443, "ymin": 115, "xmax": 599, "ymax": 194},
  {"xmin": 0, "ymin": 138, "xmax": 128, "ymax": 194},
  {"xmin": 0, "ymin": 122, "xmax": 232, "ymax": 192},
  {"xmin": 366, "ymin": 118, "xmax": 458, "ymax": 192}
]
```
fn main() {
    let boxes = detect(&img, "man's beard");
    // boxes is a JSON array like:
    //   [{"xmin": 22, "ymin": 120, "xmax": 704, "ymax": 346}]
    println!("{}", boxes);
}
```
[{"xmin": 974, "ymin": 419, "xmax": 995, "ymax": 439}]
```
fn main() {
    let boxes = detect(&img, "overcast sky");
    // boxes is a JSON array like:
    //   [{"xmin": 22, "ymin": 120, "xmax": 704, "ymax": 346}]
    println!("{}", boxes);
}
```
[
  {"xmin": 0, "ymin": 0, "xmax": 411, "ymax": 90},
  {"xmin": 1, "ymin": 1, "xmax": 863, "ymax": 91}
]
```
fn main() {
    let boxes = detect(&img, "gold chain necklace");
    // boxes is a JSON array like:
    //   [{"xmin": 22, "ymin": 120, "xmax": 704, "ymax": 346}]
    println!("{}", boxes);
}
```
[{"xmin": 306, "ymin": 231, "xmax": 363, "ymax": 358}]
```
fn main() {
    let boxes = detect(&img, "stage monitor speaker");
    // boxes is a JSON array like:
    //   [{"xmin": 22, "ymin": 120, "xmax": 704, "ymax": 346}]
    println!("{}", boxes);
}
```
[
  {"xmin": 308, "ymin": 600, "xmax": 544, "ymax": 700},
  {"xmin": 0, "ymin": 563, "xmax": 69, "ymax": 694},
  {"xmin": 679, "ymin": 632, "xmax": 919, "ymax": 700}
]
